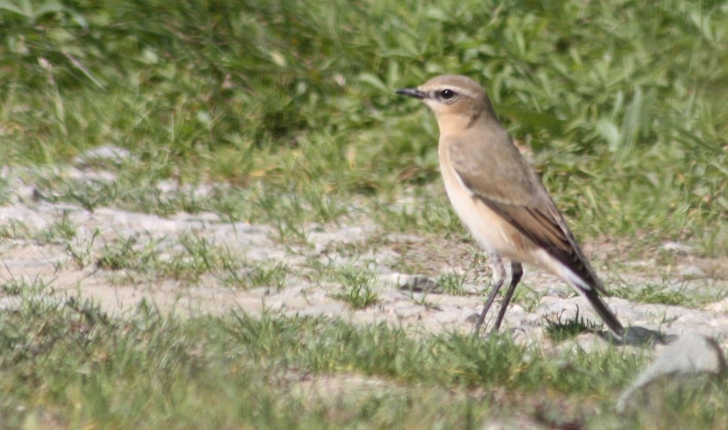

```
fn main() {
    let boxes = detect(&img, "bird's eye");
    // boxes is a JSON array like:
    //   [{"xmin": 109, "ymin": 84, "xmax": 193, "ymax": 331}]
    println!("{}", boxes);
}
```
[{"xmin": 438, "ymin": 89, "xmax": 456, "ymax": 100}]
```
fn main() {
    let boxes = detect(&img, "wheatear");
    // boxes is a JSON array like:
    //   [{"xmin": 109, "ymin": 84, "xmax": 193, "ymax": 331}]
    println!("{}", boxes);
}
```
[{"xmin": 396, "ymin": 75, "xmax": 624, "ymax": 336}]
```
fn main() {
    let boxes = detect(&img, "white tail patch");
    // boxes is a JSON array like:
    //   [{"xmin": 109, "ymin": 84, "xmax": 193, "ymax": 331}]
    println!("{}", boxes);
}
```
[{"xmin": 564, "ymin": 267, "xmax": 592, "ymax": 291}]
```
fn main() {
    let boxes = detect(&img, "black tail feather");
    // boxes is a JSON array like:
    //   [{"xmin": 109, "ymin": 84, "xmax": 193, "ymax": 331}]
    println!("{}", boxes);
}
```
[{"xmin": 582, "ymin": 287, "xmax": 624, "ymax": 336}]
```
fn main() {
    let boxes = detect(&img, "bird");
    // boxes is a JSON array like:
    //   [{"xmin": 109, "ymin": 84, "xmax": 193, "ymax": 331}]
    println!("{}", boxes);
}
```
[{"xmin": 395, "ymin": 75, "xmax": 624, "ymax": 336}]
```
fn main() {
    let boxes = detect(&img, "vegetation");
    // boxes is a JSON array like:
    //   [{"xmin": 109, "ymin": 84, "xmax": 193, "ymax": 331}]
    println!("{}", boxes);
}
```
[
  {"xmin": 0, "ymin": 0, "xmax": 726, "ymax": 246},
  {"xmin": 0, "ymin": 0, "xmax": 727, "ymax": 428},
  {"xmin": 1, "ymin": 290, "xmax": 725, "ymax": 429}
]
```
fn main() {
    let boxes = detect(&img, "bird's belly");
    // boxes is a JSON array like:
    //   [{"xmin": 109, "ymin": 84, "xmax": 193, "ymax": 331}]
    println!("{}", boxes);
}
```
[{"xmin": 440, "ymin": 164, "xmax": 534, "ymax": 262}]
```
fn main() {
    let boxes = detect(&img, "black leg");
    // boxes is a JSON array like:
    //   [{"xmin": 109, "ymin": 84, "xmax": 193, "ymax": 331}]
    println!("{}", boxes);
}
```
[
  {"xmin": 473, "ymin": 253, "xmax": 506, "ymax": 336},
  {"xmin": 493, "ymin": 262, "xmax": 523, "ymax": 331}
]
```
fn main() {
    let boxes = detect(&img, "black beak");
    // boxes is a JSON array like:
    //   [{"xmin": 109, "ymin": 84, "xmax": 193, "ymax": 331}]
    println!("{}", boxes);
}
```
[{"xmin": 395, "ymin": 88, "xmax": 426, "ymax": 99}]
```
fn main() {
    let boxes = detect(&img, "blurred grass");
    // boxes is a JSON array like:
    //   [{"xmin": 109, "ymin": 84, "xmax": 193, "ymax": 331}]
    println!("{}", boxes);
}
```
[
  {"xmin": 1, "ymin": 3, "xmax": 727, "ymax": 428},
  {"xmin": 0, "ymin": 293, "xmax": 725, "ymax": 429},
  {"xmin": 0, "ymin": 0, "xmax": 726, "ymax": 248},
  {"xmin": 0, "ymin": 294, "xmax": 728, "ymax": 429}
]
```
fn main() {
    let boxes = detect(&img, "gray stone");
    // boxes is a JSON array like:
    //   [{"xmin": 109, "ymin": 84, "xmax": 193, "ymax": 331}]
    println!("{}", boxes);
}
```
[
  {"xmin": 267, "ymin": 301, "xmax": 285, "ymax": 312},
  {"xmin": 616, "ymin": 334, "xmax": 728, "ymax": 413},
  {"xmin": 391, "ymin": 303, "xmax": 425, "ymax": 318},
  {"xmin": 377, "ymin": 289, "xmax": 409, "ymax": 303},
  {"xmin": 432, "ymin": 310, "xmax": 461, "ymax": 324},
  {"xmin": 459, "ymin": 283, "xmax": 482, "ymax": 294},
  {"xmin": 384, "ymin": 233, "xmax": 425, "ymax": 243},
  {"xmin": 706, "ymin": 298, "xmax": 728, "ymax": 312},
  {"xmin": 482, "ymin": 417, "xmax": 547, "ymax": 430},
  {"xmin": 384, "ymin": 273, "xmax": 440, "ymax": 292},
  {"xmin": 661, "ymin": 241, "xmax": 693, "ymax": 254},
  {"xmin": 290, "ymin": 302, "xmax": 347, "ymax": 317},
  {"xmin": 308, "ymin": 225, "xmax": 369, "ymax": 247},
  {"xmin": 0, "ymin": 206, "xmax": 50, "ymax": 230},
  {"xmin": 681, "ymin": 265, "xmax": 707, "ymax": 278},
  {"xmin": 0, "ymin": 295, "xmax": 65, "ymax": 311},
  {"xmin": 74, "ymin": 145, "xmax": 133, "ymax": 166}
]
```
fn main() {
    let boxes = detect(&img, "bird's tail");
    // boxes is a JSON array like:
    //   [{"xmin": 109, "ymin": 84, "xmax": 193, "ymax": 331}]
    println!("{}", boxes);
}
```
[
  {"xmin": 564, "ymin": 269, "xmax": 624, "ymax": 336},
  {"xmin": 581, "ymin": 286, "xmax": 624, "ymax": 336}
]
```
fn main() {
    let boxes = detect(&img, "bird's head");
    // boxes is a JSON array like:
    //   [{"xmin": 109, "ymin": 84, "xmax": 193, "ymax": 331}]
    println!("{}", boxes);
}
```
[{"xmin": 395, "ymin": 75, "xmax": 497, "ymax": 131}]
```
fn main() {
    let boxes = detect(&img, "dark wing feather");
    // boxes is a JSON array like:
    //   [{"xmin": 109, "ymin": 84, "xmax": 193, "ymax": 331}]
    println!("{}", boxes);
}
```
[
  {"xmin": 444, "ymin": 125, "xmax": 624, "ymax": 335},
  {"xmin": 484, "ymin": 201, "xmax": 607, "ymax": 296}
]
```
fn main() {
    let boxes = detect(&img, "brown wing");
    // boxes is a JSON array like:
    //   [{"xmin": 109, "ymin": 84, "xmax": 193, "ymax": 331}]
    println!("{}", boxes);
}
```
[
  {"xmin": 446, "ymin": 130, "xmax": 624, "ymax": 335},
  {"xmin": 447, "ymin": 132, "xmax": 607, "ymax": 295}
]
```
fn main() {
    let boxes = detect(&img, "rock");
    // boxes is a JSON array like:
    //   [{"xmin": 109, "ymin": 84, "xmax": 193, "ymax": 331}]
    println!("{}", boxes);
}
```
[
  {"xmin": 0, "ymin": 206, "xmax": 50, "ymax": 230},
  {"xmin": 482, "ymin": 416, "xmax": 547, "ymax": 430},
  {"xmin": 267, "ymin": 301, "xmax": 285, "ymax": 312},
  {"xmin": 681, "ymin": 265, "xmax": 706, "ymax": 279},
  {"xmin": 0, "ymin": 295, "xmax": 65, "ymax": 311},
  {"xmin": 74, "ymin": 145, "xmax": 133, "ymax": 166},
  {"xmin": 290, "ymin": 302, "xmax": 347, "ymax": 318},
  {"xmin": 661, "ymin": 241, "xmax": 692, "ymax": 254},
  {"xmin": 391, "ymin": 303, "xmax": 425, "ymax": 318},
  {"xmin": 465, "ymin": 312, "xmax": 481, "ymax": 324},
  {"xmin": 706, "ymin": 298, "xmax": 728, "ymax": 312},
  {"xmin": 13, "ymin": 184, "xmax": 37, "ymax": 203},
  {"xmin": 384, "ymin": 274, "xmax": 440, "ymax": 292},
  {"xmin": 616, "ymin": 334, "xmax": 728, "ymax": 413},
  {"xmin": 308, "ymin": 226, "xmax": 369, "ymax": 248},
  {"xmin": 431, "ymin": 310, "xmax": 461, "ymax": 324},
  {"xmin": 384, "ymin": 233, "xmax": 425, "ymax": 243},
  {"xmin": 459, "ymin": 283, "xmax": 482, "ymax": 294}
]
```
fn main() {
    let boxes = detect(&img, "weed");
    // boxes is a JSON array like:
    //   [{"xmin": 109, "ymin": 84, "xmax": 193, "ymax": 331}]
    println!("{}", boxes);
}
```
[
  {"xmin": 543, "ymin": 307, "xmax": 602, "ymax": 342},
  {"xmin": 331, "ymin": 266, "xmax": 380, "ymax": 309}
]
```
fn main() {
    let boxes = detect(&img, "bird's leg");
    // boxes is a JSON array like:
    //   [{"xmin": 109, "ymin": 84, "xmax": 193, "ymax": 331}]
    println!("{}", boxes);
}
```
[
  {"xmin": 473, "ymin": 253, "xmax": 506, "ymax": 336},
  {"xmin": 493, "ymin": 262, "xmax": 523, "ymax": 331}
]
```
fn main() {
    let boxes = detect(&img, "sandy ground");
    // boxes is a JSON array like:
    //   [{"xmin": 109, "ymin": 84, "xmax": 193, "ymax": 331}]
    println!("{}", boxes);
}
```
[{"xmin": 1, "ymin": 165, "xmax": 726, "ymax": 355}]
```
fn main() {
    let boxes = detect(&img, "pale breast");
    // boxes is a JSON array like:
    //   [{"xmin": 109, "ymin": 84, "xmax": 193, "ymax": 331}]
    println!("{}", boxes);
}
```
[{"xmin": 438, "ymin": 143, "xmax": 535, "ymax": 262}]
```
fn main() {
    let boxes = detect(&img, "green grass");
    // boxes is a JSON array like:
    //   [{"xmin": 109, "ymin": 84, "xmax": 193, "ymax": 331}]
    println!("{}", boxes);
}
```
[
  {"xmin": 223, "ymin": 261, "xmax": 290, "ymax": 291},
  {"xmin": 613, "ymin": 279, "xmax": 728, "ymax": 308},
  {"xmin": 0, "ymin": 0, "xmax": 726, "ymax": 249},
  {"xmin": 543, "ymin": 308, "xmax": 602, "ymax": 341},
  {"xmin": 1, "ymin": 0, "xmax": 728, "ymax": 428},
  {"xmin": 0, "ymin": 292, "xmax": 726, "ymax": 429},
  {"xmin": 94, "ymin": 231, "xmax": 293, "ymax": 288},
  {"xmin": 328, "ymin": 265, "xmax": 381, "ymax": 308},
  {"xmin": 438, "ymin": 271, "xmax": 470, "ymax": 295}
]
